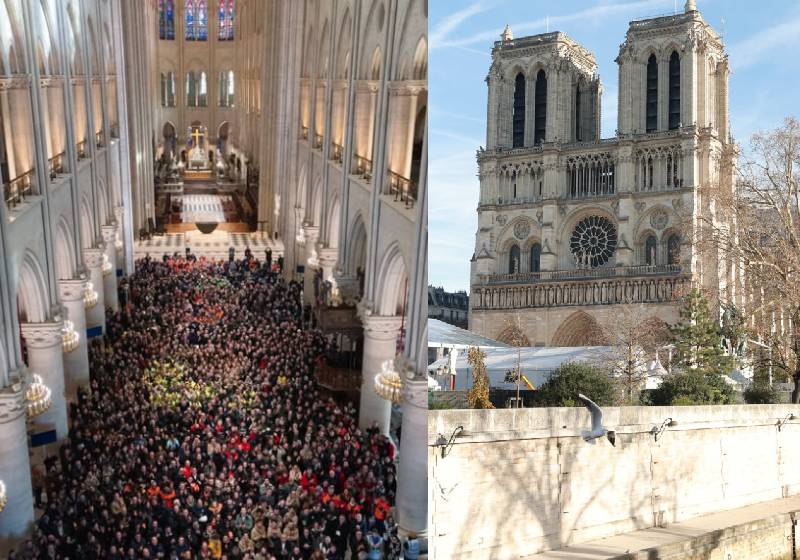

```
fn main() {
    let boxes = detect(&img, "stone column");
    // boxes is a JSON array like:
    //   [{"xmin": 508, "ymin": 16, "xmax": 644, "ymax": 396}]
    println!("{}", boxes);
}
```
[
  {"xmin": 20, "ymin": 321, "xmax": 68, "ymax": 440},
  {"xmin": 317, "ymin": 246, "xmax": 339, "ymax": 283},
  {"xmin": 101, "ymin": 225, "xmax": 119, "ymax": 311},
  {"xmin": 83, "ymin": 247, "xmax": 106, "ymax": 337},
  {"xmin": 302, "ymin": 224, "xmax": 320, "ymax": 306},
  {"xmin": 59, "ymin": 278, "xmax": 90, "ymax": 399},
  {"xmin": 358, "ymin": 313, "xmax": 402, "ymax": 435},
  {"xmin": 0, "ymin": 383, "xmax": 34, "ymax": 539},
  {"xmin": 397, "ymin": 376, "xmax": 428, "ymax": 537}
]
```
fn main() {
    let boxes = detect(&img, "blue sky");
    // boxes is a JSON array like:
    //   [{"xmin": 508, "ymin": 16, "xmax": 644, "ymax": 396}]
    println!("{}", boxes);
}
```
[{"xmin": 429, "ymin": 0, "xmax": 800, "ymax": 293}]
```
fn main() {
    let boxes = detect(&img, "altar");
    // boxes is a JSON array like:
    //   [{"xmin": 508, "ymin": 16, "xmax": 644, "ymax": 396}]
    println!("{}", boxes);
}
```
[{"xmin": 184, "ymin": 124, "xmax": 210, "ymax": 171}]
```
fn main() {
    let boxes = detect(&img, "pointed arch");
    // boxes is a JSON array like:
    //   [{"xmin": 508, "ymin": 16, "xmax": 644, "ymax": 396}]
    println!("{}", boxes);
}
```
[
  {"xmin": 54, "ymin": 217, "xmax": 77, "ymax": 280},
  {"xmin": 668, "ymin": 50, "xmax": 681, "ymax": 130},
  {"xmin": 412, "ymin": 36, "xmax": 427, "ymax": 80},
  {"xmin": 495, "ymin": 325, "xmax": 531, "ymax": 347},
  {"xmin": 534, "ymin": 69, "xmax": 547, "ymax": 144},
  {"xmin": 375, "ymin": 242, "xmax": 408, "ymax": 316},
  {"xmin": 327, "ymin": 196, "xmax": 341, "ymax": 249},
  {"xmin": 512, "ymin": 72, "xmax": 525, "ymax": 148},
  {"xmin": 346, "ymin": 213, "xmax": 368, "ymax": 276},
  {"xmin": 17, "ymin": 250, "xmax": 49, "ymax": 324},
  {"xmin": 646, "ymin": 53, "xmax": 658, "ymax": 132},
  {"xmin": 551, "ymin": 311, "xmax": 607, "ymax": 347}
]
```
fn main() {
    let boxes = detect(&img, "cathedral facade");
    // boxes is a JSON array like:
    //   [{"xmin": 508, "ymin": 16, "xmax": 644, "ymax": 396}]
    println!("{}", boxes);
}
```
[{"xmin": 469, "ymin": 0, "xmax": 736, "ymax": 347}]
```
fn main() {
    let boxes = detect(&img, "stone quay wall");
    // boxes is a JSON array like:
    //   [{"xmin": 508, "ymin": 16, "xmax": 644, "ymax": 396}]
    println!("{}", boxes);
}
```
[{"xmin": 428, "ymin": 405, "xmax": 800, "ymax": 559}]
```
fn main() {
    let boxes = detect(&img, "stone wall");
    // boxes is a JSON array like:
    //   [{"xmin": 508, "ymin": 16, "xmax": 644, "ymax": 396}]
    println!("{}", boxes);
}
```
[{"xmin": 428, "ymin": 405, "xmax": 800, "ymax": 559}]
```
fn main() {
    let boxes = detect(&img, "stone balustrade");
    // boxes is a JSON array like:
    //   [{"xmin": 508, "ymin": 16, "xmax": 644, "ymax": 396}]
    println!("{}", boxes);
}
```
[{"xmin": 472, "ymin": 271, "xmax": 690, "ymax": 310}]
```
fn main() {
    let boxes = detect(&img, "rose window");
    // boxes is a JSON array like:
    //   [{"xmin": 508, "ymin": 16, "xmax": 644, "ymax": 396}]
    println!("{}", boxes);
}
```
[{"xmin": 569, "ymin": 215, "xmax": 617, "ymax": 268}]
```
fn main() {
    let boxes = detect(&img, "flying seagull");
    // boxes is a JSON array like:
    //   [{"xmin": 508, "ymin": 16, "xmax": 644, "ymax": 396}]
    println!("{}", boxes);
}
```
[{"xmin": 577, "ymin": 393, "xmax": 616, "ymax": 447}]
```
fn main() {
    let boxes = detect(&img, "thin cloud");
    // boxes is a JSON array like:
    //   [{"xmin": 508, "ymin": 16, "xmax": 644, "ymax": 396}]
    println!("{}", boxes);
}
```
[
  {"xmin": 438, "ymin": 0, "xmax": 673, "ymax": 49},
  {"xmin": 728, "ymin": 14, "xmax": 800, "ymax": 71},
  {"xmin": 430, "ymin": 1, "xmax": 493, "ymax": 48}
]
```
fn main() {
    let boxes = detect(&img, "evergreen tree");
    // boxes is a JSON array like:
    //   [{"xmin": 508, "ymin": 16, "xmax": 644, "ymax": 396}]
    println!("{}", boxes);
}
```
[
  {"xmin": 466, "ymin": 347, "xmax": 494, "ymax": 409},
  {"xmin": 671, "ymin": 288, "xmax": 731, "ymax": 378}
]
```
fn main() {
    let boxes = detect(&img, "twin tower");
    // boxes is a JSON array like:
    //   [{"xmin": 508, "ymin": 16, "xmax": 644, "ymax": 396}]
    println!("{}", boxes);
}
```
[{"xmin": 470, "ymin": 1, "xmax": 737, "ymax": 347}]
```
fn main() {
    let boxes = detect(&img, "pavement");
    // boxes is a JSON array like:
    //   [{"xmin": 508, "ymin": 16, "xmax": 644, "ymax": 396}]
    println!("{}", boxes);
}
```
[{"xmin": 524, "ymin": 494, "xmax": 800, "ymax": 558}]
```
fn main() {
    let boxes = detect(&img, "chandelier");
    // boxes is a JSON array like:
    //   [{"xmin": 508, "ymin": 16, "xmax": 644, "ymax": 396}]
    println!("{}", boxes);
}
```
[
  {"xmin": 374, "ymin": 359, "xmax": 403, "ymax": 404},
  {"xmin": 84, "ymin": 282, "xmax": 98, "ymax": 309},
  {"xmin": 0, "ymin": 480, "xmax": 6, "ymax": 512},
  {"xmin": 62, "ymin": 320, "xmax": 80, "ymax": 353},
  {"xmin": 26, "ymin": 373, "xmax": 52, "ymax": 418},
  {"xmin": 102, "ymin": 254, "xmax": 113, "ymax": 277}
]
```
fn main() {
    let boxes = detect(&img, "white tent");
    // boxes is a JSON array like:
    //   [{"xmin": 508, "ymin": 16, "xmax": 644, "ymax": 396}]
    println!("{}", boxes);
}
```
[{"xmin": 449, "ymin": 346, "xmax": 615, "ymax": 390}]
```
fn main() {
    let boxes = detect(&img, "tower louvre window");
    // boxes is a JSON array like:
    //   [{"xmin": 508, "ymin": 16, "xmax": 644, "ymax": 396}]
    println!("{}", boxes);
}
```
[
  {"xmin": 575, "ymin": 86, "xmax": 581, "ymax": 141},
  {"xmin": 668, "ymin": 51, "xmax": 680, "ymax": 130},
  {"xmin": 646, "ymin": 54, "xmax": 657, "ymax": 132},
  {"xmin": 534, "ymin": 70, "xmax": 547, "ymax": 144},
  {"xmin": 512, "ymin": 73, "xmax": 525, "ymax": 148}
]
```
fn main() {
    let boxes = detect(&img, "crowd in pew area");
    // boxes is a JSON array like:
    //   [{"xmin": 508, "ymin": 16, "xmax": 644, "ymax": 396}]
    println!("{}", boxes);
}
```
[{"xmin": 11, "ymin": 253, "xmax": 418, "ymax": 560}]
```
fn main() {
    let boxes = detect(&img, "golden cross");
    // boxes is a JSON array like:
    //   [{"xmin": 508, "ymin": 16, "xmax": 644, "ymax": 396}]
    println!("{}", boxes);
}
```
[{"xmin": 192, "ymin": 128, "xmax": 202, "ymax": 147}]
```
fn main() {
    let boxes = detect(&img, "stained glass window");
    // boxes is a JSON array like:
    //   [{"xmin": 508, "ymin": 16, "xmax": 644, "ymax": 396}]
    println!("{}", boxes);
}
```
[
  {"xmin": 218, "ymin": 0, "xmax": 234, "ymax": 41},
  {"xmin": 185, "ymin": 0, "xmax": 207, "ymax": 41},
  {"xmin": 159, "ymin": 0, "xmax": 174, "ymax": 40}
]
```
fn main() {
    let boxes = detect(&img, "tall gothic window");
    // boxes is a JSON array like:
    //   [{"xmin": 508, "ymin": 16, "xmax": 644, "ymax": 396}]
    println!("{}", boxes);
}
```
[
  {"xmin": 161, "ymin": 72, "xmax": 176, "ymax": 107},
  {"xmin": 186, "ymin": 72, "xmax": 196, "ymax": 106},
  {"xmin": 534, "ymin": 69, "xmax": 547, "ymax": 144},
  {"xmin": 668, "ymin": 51, "xmax": 680, "ymax": 130},
  {"xmin": 667, "ymin": 234, "xmax": 681, "ymax": 265},
  {"xmin": 185, "ymin": 0, "xmax": 207, "ymax": 41},
  {"xmin": 159, "ymin": 0, "xmax": 175, "ymax": 39},
  {"xmin": 198, "ymin": 71, "xmax": 208, "ymax": 106},
  {"xmin": 646, "ymin": 54, "xmax": 658, "ymax": 132},
  {"xmin": 512, "ymin": 72, "xmax": 525, "ymax": 148},
  {"xmin": 530, "ymin": 243, "xmax": 541, "ymax": 273},
  {"xmin": 218, "ymin": 0, "xmax": 234, "ymax": 41},
  {"xmin": 509, "ymin": 244, "xmax": 521, "ymax": 274},
  {"xmin": 575, "ymin": 86, "xmax": 582, "ymax": 141},
  {"xmin": 219, "ymin": 70, "xmax": 234, "ymax": 107},
  {"xmin": 645, "ymin": 235, "xmax": 657, "ymax": 265}
]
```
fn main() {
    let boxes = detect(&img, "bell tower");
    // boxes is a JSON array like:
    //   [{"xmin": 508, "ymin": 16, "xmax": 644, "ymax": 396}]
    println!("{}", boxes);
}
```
[{"xmin": 616, "ymin": 2, "xmax": 729, "ymax": 140}]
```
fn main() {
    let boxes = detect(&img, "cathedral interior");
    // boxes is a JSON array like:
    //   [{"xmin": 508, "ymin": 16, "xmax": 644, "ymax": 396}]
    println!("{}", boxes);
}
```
[{"xmin": 0, "ymin": 0, "xmax": 427, "ymax": 555}]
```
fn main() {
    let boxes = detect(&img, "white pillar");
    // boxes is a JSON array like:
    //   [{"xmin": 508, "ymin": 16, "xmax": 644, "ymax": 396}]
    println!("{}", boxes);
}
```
[
  {"xmin": 317, "ymin": 246, "xmax": 339, "ymax": 283},
  {"xmin": 21, "ymin": 321, "xmax": 68, "ymax": 440},
  {"xmin": 397, "ymin": 377, "xmax": 428, "ymax": 537},
  {"xmin": 302, "ymin": 224, "xmax": 320, "ymax": 306},
  {"xmin": 101, "ymin": 225, "xmax": 119, "ymax": 312},
  {"xmin": 59, "ymin": 278, "xmax": 91, "ymax": 399},
  {"xmin": 84, "ymin": 247, "xmax": 106, "ymax": 337},
  {"xmin": 358, "ymin": 313, "xmax": 402, "ymax": 435},
  {"xmin": 0, "ymin": 384, "xmax": 34, "ymax": 539}
]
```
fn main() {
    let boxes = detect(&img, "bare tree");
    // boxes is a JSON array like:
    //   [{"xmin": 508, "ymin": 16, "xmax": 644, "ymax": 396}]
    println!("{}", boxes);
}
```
[
  {"xmin": 597, "ymin": 305, "xmax": 670, "ymax": 404},
  {"xmin": 697, "ymin": 117, "xmax": 800, "ymax": 401},
  {"xmin": 501, "ymin": 314, "xmax": 529, "ymax": 408}
]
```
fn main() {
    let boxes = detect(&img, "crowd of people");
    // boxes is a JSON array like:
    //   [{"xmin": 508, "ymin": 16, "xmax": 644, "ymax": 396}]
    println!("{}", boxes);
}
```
[{"xmin": 12, "ymin": 253, "xmax": 405, "ymax": 560}]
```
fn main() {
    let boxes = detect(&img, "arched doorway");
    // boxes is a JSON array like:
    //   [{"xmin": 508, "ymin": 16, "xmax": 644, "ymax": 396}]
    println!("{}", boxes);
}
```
[
  {"xmin": 551, "ymin": 311, "xmax": 607, "ymax": 347},
  {"xmin": 162, "ymin": 121, "xmax": 177, "ymax": 161}
]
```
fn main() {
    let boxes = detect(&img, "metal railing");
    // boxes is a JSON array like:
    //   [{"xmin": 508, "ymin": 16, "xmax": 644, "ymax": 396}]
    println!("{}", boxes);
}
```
[
  {"xmin": 3, "ymin": 170, "xmax": 35, "ymax": 210},
  {"xmin": 484, "ymin": 195, "xmax": 539, "ymax": 207},
  {"xmin": 48, "ymin": 152, "xmax": 66, "ymax": 179},
  {"xmin": 331, "ymin": 142, "xmax": 343, "ymax": 163},
  {"xmin": 353, "ymin": 154, "xmax": 372, "ymax": 179},
  {"xmin": 313, "ymin": 133, "xmax": 323, "ymax": 149},
  {"xmin": 387, "ymin": 170, "xmax": 417, "ymax": 208},
  {"xmin": 77, "ymin": 140, "xmax": 88, "ymax": 160},
  {"xmin": 478, "ymin": 264, "xmax": 684, "ymax": 285},
  {"xmin": 95, "ymin": 130, "xmax": 105, "ymax": 148}
]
